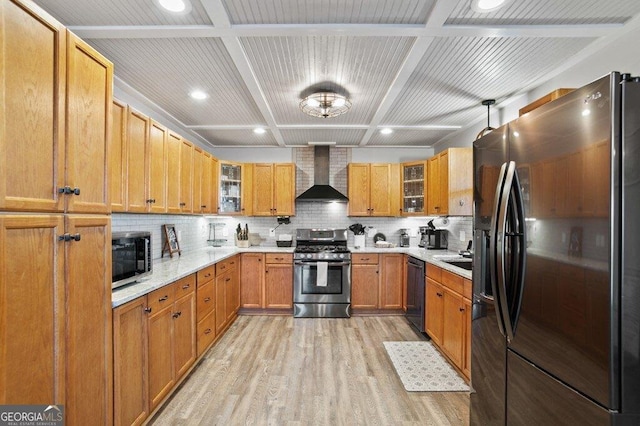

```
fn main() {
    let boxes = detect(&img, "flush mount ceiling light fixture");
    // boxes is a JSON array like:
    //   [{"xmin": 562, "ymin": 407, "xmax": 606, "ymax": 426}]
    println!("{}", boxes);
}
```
[
  {"xmin": 300, "ymin": 92, "xmax": 351, "ymax": 119},
  {"xmin": 476, "ymin": 99, "xmax": 496, "ymax": 140},
  {"xmin": 471, "ymin": 0, "xmax": 509, "ymax": 13}
]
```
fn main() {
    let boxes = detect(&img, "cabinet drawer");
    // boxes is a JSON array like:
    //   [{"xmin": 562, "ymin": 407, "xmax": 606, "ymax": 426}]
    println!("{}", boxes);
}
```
[
  {"xmin": 196, "ymin": 280, "xmax": 215, "ymax": 322},
  {"xmin": 441, "ymin": 269, "xmax": 464, "ymax": 295},
  {"xmin": 196, "ymin": 310, "xmax": 216, "ymax": 357},
  {"xmin": 197, "ymin": 265, "xmax": 215, "ymax": 285},
  {"xmin": 352, "ymin": 253, "xmax": 379, "ymax": 264},
  {"xmin": 265, "ymin": 253, "xmax": 293, "ymax": 264},
  {"xmin": 147, "ymin": 284, "xmax": 175, "ymax": 312},
  {"xmin": 426, "ymin": 263, "xmax": 442, "ymax": 281},
  {"xmin": 216, "ymin": 256, "xmax": 238, "ymax": 276},
  {"xmin": 174, "ymin": 274, "xmax": 196, "ymax": 299}
]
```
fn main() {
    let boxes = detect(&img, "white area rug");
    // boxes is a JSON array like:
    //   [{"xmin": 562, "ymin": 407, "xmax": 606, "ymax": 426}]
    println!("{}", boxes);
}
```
[{"xmin": 383, "ymin": 341, "xmax": 470, "ymax": 392}]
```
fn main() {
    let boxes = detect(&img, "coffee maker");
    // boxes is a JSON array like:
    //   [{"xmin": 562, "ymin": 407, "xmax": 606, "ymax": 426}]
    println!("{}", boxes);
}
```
[{"xmin": 419, "ymin": 221, "xmax": 448, "ymax": 250}]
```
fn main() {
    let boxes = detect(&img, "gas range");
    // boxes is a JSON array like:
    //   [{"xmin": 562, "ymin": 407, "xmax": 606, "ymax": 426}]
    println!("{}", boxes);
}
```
[{"xmin": 294, "ymin": 228, "xmax": 351, "ymax": 261}]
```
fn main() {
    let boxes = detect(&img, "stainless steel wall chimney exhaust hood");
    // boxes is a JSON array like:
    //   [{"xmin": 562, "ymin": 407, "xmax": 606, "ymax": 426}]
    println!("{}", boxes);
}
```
[{"xmin": 295, "ymin": 146, "xmax": 349, "ymax": 203}]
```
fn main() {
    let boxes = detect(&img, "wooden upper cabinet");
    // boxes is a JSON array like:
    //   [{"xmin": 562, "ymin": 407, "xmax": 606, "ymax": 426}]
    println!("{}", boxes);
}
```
[
  {"xmin": 251, "ymin": 163, "xmax": 295, "ymax": 216},
  {"xmin": 198, "ymin": 151, "xmax": 214, "ymax": 214},
  {"xmin": 192, "ymin": 147, "xmax": 204, "ymax": 214},
  {"xmin": 148, "ymin": 120, "xmax": 168, "ymax": 213},
  {"xmin": 0, "ymin": 0, "xmax": 66, "ymax": 212},
  {"xmin": 428, "ymin": 148, "xmax": 472, "ymax": 216},
  {"xmin": 348, "ymin": 163, "xmax": 399, "ymax": 217},
  {"xmin": 166, "ymin": 132, "xmax": 181, "ymax": 214},
  {"xmin": 110, "ymin": 100, "xmax": 127, "ymax": 212},
  {"xmin": 347, "ymin": 164, "xmax": 370, "ymax": 216},
  {"xmin": 179, "ymin": 139, "xmax": 194, "ymax": 213},
  {"xmin": 401, "ymin": 161, "xmax": 427, "ymax": 216},
  {"xmin": 274, "ymin": 163, "xmax": 295, "ymax": 216},
  {"xmin": 126, "ymin": 108, "xmax": 150, "ymax": 213},
  {"xmin": 65, "ymin": 32, "xmax": 113, "ymax": 214},
  {"xmin": 209, "ymin": 154, "xmax": 219, "ymax": 214},
  {"xmin": 252, "ymin": 163, "xmax": 273, "ymax": 216}
]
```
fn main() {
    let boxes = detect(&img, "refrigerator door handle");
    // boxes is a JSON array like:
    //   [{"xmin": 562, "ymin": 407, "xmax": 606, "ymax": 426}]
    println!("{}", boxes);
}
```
[
  {"xmin": 489, "ymin": 162, "xmax": 509, "ymax": 338},
  {"xmin": 506, "ymin": 164, "xmax": 527, "ymax": 336}
]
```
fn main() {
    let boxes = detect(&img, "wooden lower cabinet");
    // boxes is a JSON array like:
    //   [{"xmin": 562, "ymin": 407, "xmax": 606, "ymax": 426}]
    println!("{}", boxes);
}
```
[
  {"xmin": 216, "ymin": 255, "xmax": 240, "ymax": 333},
  {"xmin": 113, "ymin": 259, "xmax": 244, "ymax": 423},
  {"xmin": 147, "ymin": 275, "xmax": 196, "ymax": 411},
  {"xmin": 240, "ymin": 253, "xmax": 292, "ymax": 310},
  {"xmin": 351, "ymin": 253, "xmax": 404, "ymax": 310},
  {"xmin": 196, "ymin": 266, "xmax": 216, "ymax": 357},
  {"xmin": 425, "ymin": 263, "xmax": 471, "ymax": 380},
  {"xmin": 426, "ymin": 278, "xmax": 444, "ymax": 346},
  {"xmin": 240, "ymin": 253, "xmax": 264, "ymax": 308},
  {"xmin": 265, "ymin": 254, "xmax": 293, "ymax": 309},
  {"xmin": 380, "ymin": 253, "xmax": 403, "ymax": 309},
  {"xmin": 148, "ymin": 303, "xmax": 174, "ymax": 410},
  {"xmin": 113, "ymin": 297, "xmax": 149, "ymax": 426}
]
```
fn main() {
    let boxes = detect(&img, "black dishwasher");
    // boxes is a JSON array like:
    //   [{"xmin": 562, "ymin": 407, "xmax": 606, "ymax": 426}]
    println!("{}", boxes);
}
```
[{"xmin": 405, "ymin": 256, "xmax": 426, "ymax": 333}]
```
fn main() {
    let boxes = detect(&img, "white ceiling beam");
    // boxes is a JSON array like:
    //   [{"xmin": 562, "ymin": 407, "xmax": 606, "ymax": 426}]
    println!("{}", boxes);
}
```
[
  {"xmin": 196, "ymin": 0, "xmax": 286, "ymax": 147},
  {"xmin": 426, "ymin": 0, "xmax": 460, "ymax": 28},
  {"xmin": 357, "ymin": 37, "xmax": 436, "ymax": 146},
  {"xmin": 69, "ymin": 23, "xmax": 620, "ymax": 40}
]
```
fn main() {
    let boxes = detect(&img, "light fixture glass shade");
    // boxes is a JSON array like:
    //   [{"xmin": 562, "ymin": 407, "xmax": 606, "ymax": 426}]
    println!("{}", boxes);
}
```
[{"xmin": 300, "ymin": 92, "xmax": 351, "ymax": 118}]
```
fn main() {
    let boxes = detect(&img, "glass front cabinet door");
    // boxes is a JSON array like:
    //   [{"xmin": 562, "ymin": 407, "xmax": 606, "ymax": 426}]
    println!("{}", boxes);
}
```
[
  {"xmin": 219, "ymin": 162, "xmax": 243, "ymax": 214},
  {"xmin": 401, "ymin": 161, "xmax": 427, "ymax": 216}
]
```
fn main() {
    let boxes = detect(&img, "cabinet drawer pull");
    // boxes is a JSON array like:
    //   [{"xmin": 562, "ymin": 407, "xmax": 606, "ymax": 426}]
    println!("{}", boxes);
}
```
[
  {"xmin": 201, "ymin": 205, "xmax": 207, "ymax": 208},
  {"xmin": 274, "ymin": 257, "xmax": 284, "ymax": 261},
  {"xmin": 436, "ymin": 292, "xmax": 443, "ymax": 297},
  {"xmin": 204, "ymin": 328, "xmax": 212, "ymax": 335},
  {"xmin": 361, "ymin": 257, "xmax": 370, "ymax": 261},
  {"xmin": 158, "ymin": 295, "xmax": 169, "ymax": 302},
  {"xmin": 204, "ymin": 297, "xmax": 211, "ymax": 302},
  {"xmin": 225, "ymin": 278, "xmax": 231, "ymax": 282},
  {"xmin": 204, "ymin": 273, "xmax": 211, "ymax": 278},
  {"xmin": 172, "ymin": 311, "xmax": 182, "ymax": 318},
  {"xmin": 182, "ymin": 284, "xmax": 190, "ymax": 290}
]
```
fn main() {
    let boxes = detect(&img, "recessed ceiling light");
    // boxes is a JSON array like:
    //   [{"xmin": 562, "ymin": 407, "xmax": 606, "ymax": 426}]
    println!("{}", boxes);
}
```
[
  {"xmin": 380, "ymin": 128, "xmax": 394, "ymax": 135},
  {"xmin": 471, "ymin": 0, "xmax": 508, "ymax": 13},
  {"xmin": 253, "ymin": 128, "xmax": 266, "ymax": 134},
  {"xmin": 155, "ymin": 0, "xmax": 192, "ymax": 14},
  {"xmin": 189, "ymin": 90, "xmax": 207, "ymax": 100}
]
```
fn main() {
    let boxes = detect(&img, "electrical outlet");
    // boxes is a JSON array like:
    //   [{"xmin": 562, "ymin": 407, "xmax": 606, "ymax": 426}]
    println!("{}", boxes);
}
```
[
  {"xmin": 269, "ymin": 228, "xmax": 276, "ymax": 237},
  {"xmin": 460, "ymin": 230, "xmax": 465, "ymax": 241}
]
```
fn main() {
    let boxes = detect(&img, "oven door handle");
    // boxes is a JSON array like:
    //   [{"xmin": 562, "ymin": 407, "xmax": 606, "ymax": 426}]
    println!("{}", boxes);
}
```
[{"xmin": 294, "ymin": 261, "xmax": 351, "ymax": 267}]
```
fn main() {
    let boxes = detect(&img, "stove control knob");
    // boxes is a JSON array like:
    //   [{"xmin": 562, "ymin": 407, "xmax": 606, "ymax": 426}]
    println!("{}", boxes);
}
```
[
  {"xmin": 339, "ymin": 254, "xmax": 344, "ymax": 259},
  {"xmin": 333, "ymin": 254, "xmax": 338, "ymax": 259},
  {"xmin": 306, "ymin": 254, "xmax": 312, "ymax": 259}
]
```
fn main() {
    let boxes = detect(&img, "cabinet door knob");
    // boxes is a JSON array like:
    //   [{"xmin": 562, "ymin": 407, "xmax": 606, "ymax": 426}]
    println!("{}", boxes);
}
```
[
  {"xmin": 436, "ymin": 292, "xmax": 443, "ymax": 297},
  {"xmin": 172, "ymin": 311, "xmax": 182, "ymax": 319},
  {"xmin": 144, "ymin": 307, "xmax": 152, "ymax": 314}
]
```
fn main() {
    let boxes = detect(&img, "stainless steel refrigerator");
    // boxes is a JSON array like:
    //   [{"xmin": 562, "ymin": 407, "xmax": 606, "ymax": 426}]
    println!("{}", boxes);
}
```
[{"xmin": 471, "ymin": 72, "xmax": 640, "ymax": 425}]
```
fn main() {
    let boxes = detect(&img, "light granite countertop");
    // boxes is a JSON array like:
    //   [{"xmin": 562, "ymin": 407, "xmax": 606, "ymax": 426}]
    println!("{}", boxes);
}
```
[
  {"xmin": 111, "ymin": 245, "xmax": 471, "ymax": 308},
  {"xmin": 112, "ymin": 246, "xmax": 295, "ymax": 308}
]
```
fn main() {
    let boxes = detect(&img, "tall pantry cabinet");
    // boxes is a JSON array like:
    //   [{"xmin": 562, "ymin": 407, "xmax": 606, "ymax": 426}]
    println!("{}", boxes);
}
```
[{"xmin": 0, "ymin": 1, "xmax": 113, "ymax": 424}]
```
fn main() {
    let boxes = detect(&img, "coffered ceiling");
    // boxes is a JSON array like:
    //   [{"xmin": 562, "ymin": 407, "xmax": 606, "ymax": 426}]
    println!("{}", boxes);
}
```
[{"xmin": 32, "ymin": 0, "xmax": 640, "ymax": 148}]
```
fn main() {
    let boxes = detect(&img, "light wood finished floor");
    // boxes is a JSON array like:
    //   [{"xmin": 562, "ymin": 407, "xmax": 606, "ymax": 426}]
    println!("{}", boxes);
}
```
[{"xmin": 149, "ymin": 315, "xmax": 469, "ymax": 425}]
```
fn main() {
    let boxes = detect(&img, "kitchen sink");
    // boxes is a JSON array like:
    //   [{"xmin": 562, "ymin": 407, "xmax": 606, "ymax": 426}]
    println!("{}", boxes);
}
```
[{"xmin": 442, "ymin": 260, "xmax": 473, "ymax": 271}]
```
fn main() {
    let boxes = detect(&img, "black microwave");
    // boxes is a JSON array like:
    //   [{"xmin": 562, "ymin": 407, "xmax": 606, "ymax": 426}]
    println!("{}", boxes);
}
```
[{"xmin": 112, "ymin": 231, "xmax": 152, "ymax": 289}]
